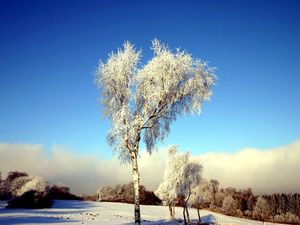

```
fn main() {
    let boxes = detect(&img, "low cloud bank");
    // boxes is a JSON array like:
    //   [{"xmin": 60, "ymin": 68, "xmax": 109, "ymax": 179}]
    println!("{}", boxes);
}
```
[
  {"xmin": 0, "ymin": 143, "xmax": 166, "ymax": 194},
  {"xmin": 0, "ymin": 141, "xmax": 299, "ymax": 194},
  {"xmin": 196, "ymin": 140, "xmax": 300, "ymax": 194}
]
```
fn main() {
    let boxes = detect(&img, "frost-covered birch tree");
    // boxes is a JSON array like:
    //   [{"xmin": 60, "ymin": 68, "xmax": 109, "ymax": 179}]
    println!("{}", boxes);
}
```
[
  {"xmin": 95, "ymin": 39, "xmax": 215, "ymax": 225},
  {"xmin": 190, "ymin": 179, "xmax": 214, "ymax": 222},
  {"xmin": 155, "ymin": 179, "xmax": 177, "ymax": 220},
  {"xmin": 156, "ymin": 146, "xmax": 202, "ymax": 224},
  {"xmin": 178, "ymin": 157, "xmax": 202, "ymax": 224}
]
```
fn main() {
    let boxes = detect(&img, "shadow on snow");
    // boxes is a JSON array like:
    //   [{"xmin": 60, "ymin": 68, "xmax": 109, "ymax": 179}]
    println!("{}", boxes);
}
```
[
  {"xmin": 0, "ymin": 216, "xmax": 76, "ymax": 225},
  {"xmin": 122, "ymin": 214, "xmax": 216, "ymax": 225}
]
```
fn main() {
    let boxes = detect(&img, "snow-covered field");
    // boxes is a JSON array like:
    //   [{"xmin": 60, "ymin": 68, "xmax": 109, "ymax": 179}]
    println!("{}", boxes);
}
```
[{"xmin": 0, "ymin": 200, "xmax": 278, "ymax": 225}]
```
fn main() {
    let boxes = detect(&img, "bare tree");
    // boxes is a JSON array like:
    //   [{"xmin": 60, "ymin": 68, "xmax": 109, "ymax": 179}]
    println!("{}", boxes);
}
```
[{"xmin": 95, "ymin": 39, "xmax": 215, "ymax": 224}]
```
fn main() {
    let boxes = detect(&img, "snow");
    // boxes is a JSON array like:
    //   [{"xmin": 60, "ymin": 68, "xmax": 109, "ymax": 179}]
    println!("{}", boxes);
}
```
[{"xmin": 0, "ymin": 200, "xmax": 282, "ymax": 225}]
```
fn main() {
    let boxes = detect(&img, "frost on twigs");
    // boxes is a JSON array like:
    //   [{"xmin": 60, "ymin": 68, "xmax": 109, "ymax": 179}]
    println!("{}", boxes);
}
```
[
  {"xmin": 95, "ymin": 39, "xmax": 216, "ymax": 162},
  {"xmin": 156, "ymin": 145, "xmax": 202, "ymax": 222}
]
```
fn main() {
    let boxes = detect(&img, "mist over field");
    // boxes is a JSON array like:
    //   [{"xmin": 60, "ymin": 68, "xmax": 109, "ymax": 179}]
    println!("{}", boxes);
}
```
[{"xmin": 1, "ymin": 140, "xmax": 299, "ymax": 195}]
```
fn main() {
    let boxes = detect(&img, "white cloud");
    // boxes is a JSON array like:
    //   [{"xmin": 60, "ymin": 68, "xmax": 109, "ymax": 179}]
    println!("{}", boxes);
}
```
[
  {"xmin": 0, "ymin": 143, "xmax": 166, "ymax": 194},
  {"xmin": 0, "ymin": 140, "xmax": 299, "ymax": 195},
  {"xmin": 195, "ymin": 140, "xmax": 300, "ymax": 194}
]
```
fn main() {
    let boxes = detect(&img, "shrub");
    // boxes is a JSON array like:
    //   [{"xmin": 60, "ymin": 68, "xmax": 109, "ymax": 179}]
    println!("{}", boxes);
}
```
[
  {"xmin": 97, "ymin": 182, "xmax": 161, "ymax": 205},
  {"xmin": 1, "ymin": 171, "xmax": 29, "ymax": 199},
  {"xmin": 6, "ymin": 190, "xmax": 52, "ymax": 209},
  {"xmin": 10, "ymin": 176, "xmax": 32, "ymax": 196},
  {"xmin": 17, "ymin": 176, "xmax": 49, "ymax": 196},
  {"xmin": 97, "ymin": 185, "xmax": 117, "ymax": 202}
]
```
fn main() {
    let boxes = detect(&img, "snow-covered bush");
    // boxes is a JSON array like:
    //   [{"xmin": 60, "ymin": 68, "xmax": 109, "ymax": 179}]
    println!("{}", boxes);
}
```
[
  {"xmin": 6, "ymin": 176, "xmax": 52, "ymax": 209},
  {"xmin": 2, "ymin": 171, "xmax": 29, "ymax": 199},
  {"xmin": 222, "ymin": 195, "xmax": 237, "ymax": 216},
  {"xmin": 97, "ymin": 182, "xmax": 160, "ymax": 205},
  {"xmin": 9, "ymin": 176, "xmax": 32, "ymax": 196},
  {"xmin": 17, "ymin": 176, "xmax": 49, "ymax": 196},
  {"xmin": 97, "ymin": 185, "xmax": 117, "ymax": 201},
  {"xmin": 6, "ymin": 190, "xmax": 52, "ymax": 209}
]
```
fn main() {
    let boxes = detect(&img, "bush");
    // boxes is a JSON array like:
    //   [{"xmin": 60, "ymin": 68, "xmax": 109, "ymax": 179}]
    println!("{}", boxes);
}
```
[
  {"xmin": 1, "ymin": 171, "xmax": 29, "ymax": 200},
  {"xmin": 6, "ymin": 190, "xmax": 52, "ymax": 209},
  {"xmin": 97, "ymin": 182, "xmax": 161, "ymax": 205},
  {"xmin": 97, "ymin": 185, "xmax": 117, "ymax": 201},
  {"xmin": 17, "ymin": 176, "xmax": 49, "ymax": 196},
  {"xmin": 10, "ymin": 176, "xmax": 32, "ymax": 196}
]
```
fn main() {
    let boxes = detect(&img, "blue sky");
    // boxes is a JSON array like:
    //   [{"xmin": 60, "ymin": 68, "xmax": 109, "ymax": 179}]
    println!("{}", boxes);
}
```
[{"xmin": 0, "ymin": 0, "xmax": 299, "ymax": 158}]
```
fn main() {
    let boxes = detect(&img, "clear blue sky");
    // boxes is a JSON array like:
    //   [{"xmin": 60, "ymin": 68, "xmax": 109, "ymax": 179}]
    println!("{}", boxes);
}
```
[{"xmin": 0, "ymin": 0, "xmax": 299, "ymax": 158}]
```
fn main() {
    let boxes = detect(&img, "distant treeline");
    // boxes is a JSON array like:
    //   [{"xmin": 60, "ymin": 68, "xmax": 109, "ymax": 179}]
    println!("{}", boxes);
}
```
[
  {"xmin": 97, "ymin": 179, "xmax": 300, "ymax": 224},
  {"xmin": 207, "ymin": 185, "xmax": 300, "ymax": 224},
  {"xmin": 1, "ymin": 171, "xmax": 299, "ymax": 224}
]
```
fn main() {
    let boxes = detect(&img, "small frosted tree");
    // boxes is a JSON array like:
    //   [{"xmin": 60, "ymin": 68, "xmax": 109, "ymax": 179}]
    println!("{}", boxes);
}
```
[
  {"xmin": 156, "ymin": 146, "xmax": 202, "ymax": 224},
  {"xmin": 180, "ymin": 161, "xmax": 202, "ymax": 224},
  {"xmin": 95, "ymin": 39, "xmax": 215, "ymax": 225},
  {"xmin": 17, "ymin": 176, "xmax": 49, "ymax": 196},
  {"xmin": 155, "ymin": 180, "xmax": 177, "ymax": 220},
  {"xmin": 190, "ymin": 179, "xmax": 214, "ymax": 222}
]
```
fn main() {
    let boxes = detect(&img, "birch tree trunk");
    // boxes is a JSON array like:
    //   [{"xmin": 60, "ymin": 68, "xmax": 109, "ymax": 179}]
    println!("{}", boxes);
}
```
[
  {"xmin": 197, "ymin": 208, "xmax": 201, "ymax": 223},
  {"xmin": 168, "ymin": 204, "xmax": 174, "ymax": 220},
  {"xmin": 131, "ymin": 150, "xmax": 141, "ymax": 225},
  {"xmin": 183, "ymin": 206, "xmax": 187, "ymax": 225},
  {"xmin": 185, "ymin": 204, "xmax": 191, "ymax": 224}
]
